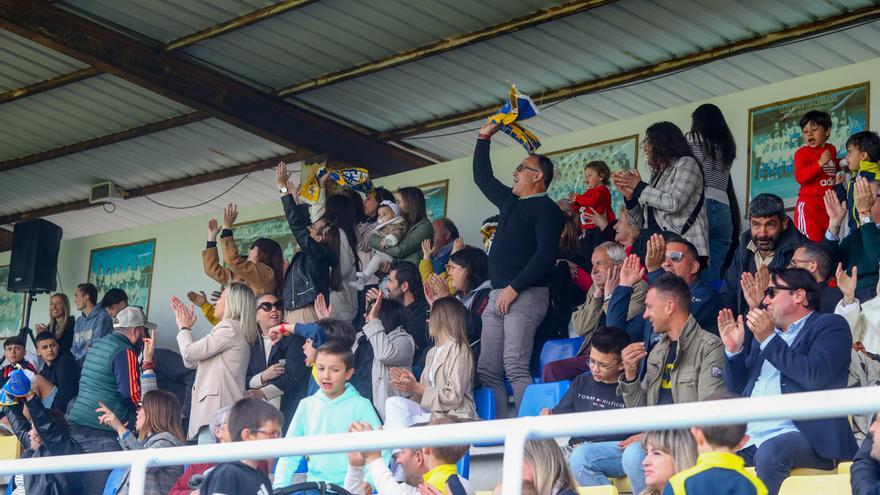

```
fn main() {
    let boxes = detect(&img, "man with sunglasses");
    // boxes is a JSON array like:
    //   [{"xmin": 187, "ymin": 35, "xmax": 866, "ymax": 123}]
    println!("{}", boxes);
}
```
[
  {"xmin": 720, "ymin": 268, "xmax": 857, "ymax": 495},
  {"xmin": 473, "ymin": 122, "xmax": 565, "ymax": 417},
  {"xmin": 245, "ymin": 293, "xmax": 310, "ymax": 430}
]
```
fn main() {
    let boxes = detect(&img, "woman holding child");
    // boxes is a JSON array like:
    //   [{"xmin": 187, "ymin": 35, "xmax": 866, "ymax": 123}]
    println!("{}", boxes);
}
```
[{"xmin": 370, "ymin": 186, "xmax": 434, "ymax": 265}]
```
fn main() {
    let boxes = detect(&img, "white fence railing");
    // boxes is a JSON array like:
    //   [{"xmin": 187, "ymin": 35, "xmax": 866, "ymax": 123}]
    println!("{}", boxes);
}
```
[{"xmin": 0, "ymin": 387, "xmax": 877, "ymax": 495}]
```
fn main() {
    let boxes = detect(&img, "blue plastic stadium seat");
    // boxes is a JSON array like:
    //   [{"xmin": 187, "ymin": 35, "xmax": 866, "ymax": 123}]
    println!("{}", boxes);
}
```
[
  {"xmin": 457, "ymin": 451, "xmax": 470, "ymax": 479},
  {"xmin": 537, "ymin": 337, "xmax": 585, "ymax": 381},
  {"xmin": 102, "ymin": 467, "xmax": 128, "ymax": 495},
  {"xmin": 473, "ymin": 388, "xmax": 496, "ymax": 420},
  {"xmin": 518, "ymin": 380, "xmax": 571, "ymax": 417}
]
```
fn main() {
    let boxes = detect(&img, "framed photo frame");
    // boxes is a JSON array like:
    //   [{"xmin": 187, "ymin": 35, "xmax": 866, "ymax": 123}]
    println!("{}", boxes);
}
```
[
  {"xmin": 228, "ymin": 216, "xmax": 297, "ymax": 263},
  {"xmin": 0, "ymin": 265, "xmax": 24, "ymax": 337},
  {"xmin": 746, "ymin": 82, "xmax": 870, "ymax": 210},
  {"xmin": 418, "ymin": 179, "xmax": 449, "ymax": 222},
  {"xmin": 88, "ymin": 239, "xmax": 156, "ymax": 314},
  {"xmin": 547, "ymin": 134, "xmax": 639, "ymax": 215}
]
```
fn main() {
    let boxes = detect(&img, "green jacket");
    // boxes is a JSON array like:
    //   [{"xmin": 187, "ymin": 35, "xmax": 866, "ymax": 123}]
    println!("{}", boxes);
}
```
[
  {"xmin": 822, "ymin": 222, "xmax": 880, "ymax": 293},
  {"xmin": 68, "ymin": 332, "xmax": 137, "ymax": 431},
  {"xmin": 369, "ymin": 217, "xmax": 434, "ymax": 266},
  {"xmin": 618, "ymin": 315, "xmax": 725, "ymax": 407}
]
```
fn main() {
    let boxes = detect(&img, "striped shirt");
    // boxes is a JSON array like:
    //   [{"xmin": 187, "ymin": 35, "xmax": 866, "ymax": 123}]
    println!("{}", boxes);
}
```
[{"xmin": 687, "ymin": 133, "xmax": 731, "ymax": 205}]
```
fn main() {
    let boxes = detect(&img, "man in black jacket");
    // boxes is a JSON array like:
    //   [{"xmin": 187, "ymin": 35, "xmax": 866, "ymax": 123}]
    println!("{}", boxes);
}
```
[
  {"xmin": 246, "ymin": 293, "xmax": 310, "ymax": 430},
  {"xmin": 385, "ymin": 262, "xmax": 429, "ymax": 368},
  {"xmin": 787, "ymin": 242, "xmax": 843, "ymax": 313},
  {"xmin": 720, "ymin": 193, "xmax": 805, "ymax": 318},
  {"xmin": 852, "ymin": 414, "xmax": 880, "ymax": 495},
  {"xmin": 473, "ymin": 122, "xmax": 565, "ymax": 417},
  {"xmin": 35, "ymin": 332, "xmax": 80, "ymax": 414},
  {"xmin": 7, "ymin": 394, "xmax": 84, "ymax": 495}
]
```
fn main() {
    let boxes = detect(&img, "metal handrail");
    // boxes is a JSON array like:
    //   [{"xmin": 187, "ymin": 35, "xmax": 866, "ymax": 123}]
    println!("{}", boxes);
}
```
[{"xmin": 0, "ymin": 386, "xmax": 876, "ymax": 495}]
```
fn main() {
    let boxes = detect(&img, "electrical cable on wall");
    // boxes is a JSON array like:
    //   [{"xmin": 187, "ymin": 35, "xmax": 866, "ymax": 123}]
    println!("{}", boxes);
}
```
[{"xmin": 141, "ymin": 173, "xmax": 252, "ymax": 210}]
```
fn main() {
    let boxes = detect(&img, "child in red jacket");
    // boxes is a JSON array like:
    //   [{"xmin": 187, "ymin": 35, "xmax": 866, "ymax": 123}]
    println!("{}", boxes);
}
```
[
  {"xmin": 569, "ymin": 160, "xmax": 616, "ymax": 230},
  {"xmin": 794, "ymin": 110, "xmax": 839, "ymax": 241}
]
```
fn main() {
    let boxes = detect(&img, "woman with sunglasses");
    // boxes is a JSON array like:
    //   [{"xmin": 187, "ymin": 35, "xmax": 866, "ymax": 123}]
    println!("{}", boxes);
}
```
[
  {"xmin": 97, "ymin": 389, "xmax": 187, "ymax": 495},
  {"xmin": 245, "ymin": 292, "xmax": 311, "ymax": 430},
  {"xmin": 202, "ymin": 204, "xmax": 285, "ymax": 298},
  {"xmin": 276, "ymin": 162, "xmax": 343, "ymax": 326}
]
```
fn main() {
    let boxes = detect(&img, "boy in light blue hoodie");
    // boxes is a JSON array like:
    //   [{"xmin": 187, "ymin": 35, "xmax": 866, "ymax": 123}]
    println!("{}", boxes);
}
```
[{"xmin": 273, "ymin": 340, "xmax": 384, "ymax": 489}]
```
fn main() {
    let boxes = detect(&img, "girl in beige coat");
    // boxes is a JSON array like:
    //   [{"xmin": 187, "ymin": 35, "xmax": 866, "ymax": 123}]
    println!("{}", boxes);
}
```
[
  {"xmin": 171, "ymin": 283, "xmax": 257, "ymax": 439},
  {"xmin": 385, "ymin": 296, "xmax": 477, "ymax": 428}
]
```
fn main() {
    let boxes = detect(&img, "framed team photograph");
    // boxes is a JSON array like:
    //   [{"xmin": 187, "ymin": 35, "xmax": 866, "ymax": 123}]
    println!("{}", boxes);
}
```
[
  {"xmin": 418, "ymin": 179, "xmax": 449, "ymax": 222},
  {"xmin": 746, "ymin": 82, "xmax": 870, "ymax": 210},
  {"xmin": 0, "ymin": 266, "xmax": 24, "ymax": 337},
  {"xmin": 88, "ymin": 239, "xmax": 156, "ymax": 314},
  {"xmin": 229, "ymin": 216, "xmax": 297, "ymax": 263},
  {"xmin": 546, "ymin": 134, "xmax": 639, "ymax": 215}
]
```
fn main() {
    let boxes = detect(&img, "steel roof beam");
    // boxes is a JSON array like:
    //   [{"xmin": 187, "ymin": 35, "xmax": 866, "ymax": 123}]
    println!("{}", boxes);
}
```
[{"xmin": 0, "ymin": 66, "xmax": 100, "ymax": 104}]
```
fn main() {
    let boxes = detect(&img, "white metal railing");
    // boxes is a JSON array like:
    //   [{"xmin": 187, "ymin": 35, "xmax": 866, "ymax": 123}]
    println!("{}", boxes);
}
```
[{"xmin": 0, "ymin": 387, "xmax": 877, "ymax": 495}]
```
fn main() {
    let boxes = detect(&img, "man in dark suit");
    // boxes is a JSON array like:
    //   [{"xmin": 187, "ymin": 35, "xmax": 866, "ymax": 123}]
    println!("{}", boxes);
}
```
[
  {"xmin": 719, "ymin": 267, "xmax": 857, "ymax": 495},
  {"xmin": 246, "ymin": 293, "xmax": 310, "ymax": 430},
  {"xmin": 852, "ymin": 413, "xmax": 880, "ymax": 495}
]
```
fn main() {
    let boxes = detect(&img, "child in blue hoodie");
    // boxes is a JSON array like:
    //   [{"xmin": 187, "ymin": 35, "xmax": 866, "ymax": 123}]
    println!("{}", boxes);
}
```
[{"xmin": 273, "ymin": 340, "xmax": 384, "ymax": 489}]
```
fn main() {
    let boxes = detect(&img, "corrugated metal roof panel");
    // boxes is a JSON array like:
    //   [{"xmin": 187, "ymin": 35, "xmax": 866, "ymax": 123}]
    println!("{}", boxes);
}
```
[
  {"xmin": 0, "ymin": 30, "xmax": 89, "ymax": 92},
  {"xmin": 0, "ymin": 74, "xmax": 193, "ymax": 161},
  {"xmin": 290, "ymin": 0, "xmax": 876, "ymax": 131},
  {"xmin": 182, "ymin": 0, "xmax": 561, "ymax": 90},
  {"xmin": 0, "ymin": 118, "xmax": 292, "ymax": 216},
  {"xmin": 61, "ymin": 0, "xmax": 277, "ymax": 44},
  {"xmin": 399, "ymin": 20, "xmax": 880, "ymax": 160}
]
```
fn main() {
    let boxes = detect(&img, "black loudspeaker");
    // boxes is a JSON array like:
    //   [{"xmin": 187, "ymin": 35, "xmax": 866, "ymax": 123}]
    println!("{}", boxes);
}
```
[{"xmin": 7, "ymin": 219, "xmax": 63, "ymax": 293}]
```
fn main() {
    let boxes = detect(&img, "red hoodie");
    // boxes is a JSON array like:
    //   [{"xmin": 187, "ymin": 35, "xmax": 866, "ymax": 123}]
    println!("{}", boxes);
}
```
[
  {"xmin": 794, "ymin": 143, "xmax": 838, "ymax": 200},
  {"xmin": 570, "ymin": 185, "xmax": 616, "ymax": 229}
]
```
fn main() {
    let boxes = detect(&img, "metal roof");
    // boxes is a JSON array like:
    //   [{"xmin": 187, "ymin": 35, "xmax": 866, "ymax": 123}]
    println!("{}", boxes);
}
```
[
  {"xmin": 287, "ymin": 0, "xmax": 877, "ymax": 132},
  {"xmin": 0, "ymin": 29, "xmax": 88, "ymax": 91},
  {"xmin": 0, "ymin": 118, "xmax": 291, "ymax": 218},
  {"xmin": 0, "ymin": 74, "xmax": 192, "ymax": 161},
  {"xmin": 2, "ymin": 0, "xmax": 880, "ymax": 240},
  {"xmin": 400, "ymin": 20, "xmax": 880, "ymax": 159}
]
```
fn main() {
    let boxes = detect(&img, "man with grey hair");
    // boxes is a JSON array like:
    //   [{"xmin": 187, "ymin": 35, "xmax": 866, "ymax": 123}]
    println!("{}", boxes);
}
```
[
  {"xmin": 788, "ymin": 242, "xmax": 842, "ymax": 313},
  {"xmin": 542, "ymin": 241, "xmax": 647, "ymax": 382}
]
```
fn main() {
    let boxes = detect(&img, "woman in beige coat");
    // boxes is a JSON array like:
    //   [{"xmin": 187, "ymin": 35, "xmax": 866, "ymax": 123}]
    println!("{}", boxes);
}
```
[
  {"xmin": 384, "ymin": 296, "xmax": 477, "ymax": 428},
  {"xmin": 171, "ymin": 283, "xmax": 257, "ymax": 439}
]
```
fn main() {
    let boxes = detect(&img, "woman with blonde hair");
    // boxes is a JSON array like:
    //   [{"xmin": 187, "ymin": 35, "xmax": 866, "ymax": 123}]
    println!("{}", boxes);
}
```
[
  {"xmin": 384, "ymin": 296, "xmax": 477, "ymax": 428},
  {"xmin": 640, "ymin": 429, "xmax": 699, "ymax": 495},
  {"xmin": 97, "ymin": 389, "xmax": 187, "ymax": 494},
  {"xmin": 171, "ymin": 282, "xmax": 257, "ymax": 439},
  {"xmin": 522, "ymin": 438, "xmax": 580, "ymax": 495},
  {"xmin": 35, "ymin": 293, "xmax": 74, "ymax": 355}
]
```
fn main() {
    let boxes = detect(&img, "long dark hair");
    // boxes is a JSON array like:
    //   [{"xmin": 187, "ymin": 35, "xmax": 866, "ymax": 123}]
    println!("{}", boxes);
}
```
[
  {"xmin": 323, "ymin": 194, "xmax": 359, "ymax": 268},
  {"xmin": 689, "ymin": 103, "xmax": 736, "ymax": 167},
  {"xmin": 448, "ymin": 247, "xmax": 488, "ymax": 293},
  {"xmin": 558, "ymin": 214, "xmax": 581, "ymax": 260},
  {"xmin": 397, "ymin": 187, "xmax": 428, "ymax": 225},
  {"xmin": 251, "ymin": 238, "xmax": 285, "ymax": 297},
  {"xmin": 643, "ymin": 122, "xmax": 694, "ymax": 173},
  {"xmin": 377, "ymin": 298, "xmax": 406, "ymax": 333},
  {"xmin": 340, "ymin": 189, "xmax": 367, "ymax": 224},
  {"xmin": 317, "ymin": 218, "xmax": 343, "ymax": 291}
]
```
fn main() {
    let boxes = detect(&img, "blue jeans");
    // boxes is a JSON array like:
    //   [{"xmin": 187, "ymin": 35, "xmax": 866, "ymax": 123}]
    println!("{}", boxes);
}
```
[
  {"xmin": 705, "ymin": 199, "xmax": 733, "ymax": 281},
  {"xmin": 569, "ymin": 441, "xmax": 645, "ymax": 492}
]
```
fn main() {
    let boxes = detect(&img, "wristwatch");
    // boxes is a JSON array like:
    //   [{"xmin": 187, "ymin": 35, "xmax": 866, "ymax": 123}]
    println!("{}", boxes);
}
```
[
  {"xmin": 860, "ymin": 214, "xmax": 872, "ymax": 225},
  {"xmin": 279, "ymin": 186, "xmax": 288, "ymax": 194}
]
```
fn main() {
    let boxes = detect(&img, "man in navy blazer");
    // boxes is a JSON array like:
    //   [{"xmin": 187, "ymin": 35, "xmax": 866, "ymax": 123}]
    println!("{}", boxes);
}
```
[{"xmin": 718, "ymin": 267, "xmax": 857, "ymax": 495}]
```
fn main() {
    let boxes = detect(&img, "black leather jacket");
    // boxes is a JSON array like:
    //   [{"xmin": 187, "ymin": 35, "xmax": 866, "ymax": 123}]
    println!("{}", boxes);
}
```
[
  {"xmin": 8, "ymin": 396, "xmax": 84, "ymax": 495},
  {"xmin": 282, "ymin": 195, "xmax": 333, "ymax": 311}
]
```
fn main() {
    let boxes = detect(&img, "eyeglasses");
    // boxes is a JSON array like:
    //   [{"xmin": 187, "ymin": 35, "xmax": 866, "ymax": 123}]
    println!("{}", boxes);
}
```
[
  {"xmin": 665, "ymin": 252, "xmax": 685, "ymax": 263},
  {"xmin": 257, "ymin": 301, "xmax": 284, "ymax": 312},
  {"xmin": 788, "ymin": 258, "xmax": 812, "ymax": 267},
  {"xmin": 764, "ymin": 285, "xmax": 798, "ymax": 298},
  {"xmin": 588, "ymin": 358, "xmax": 620, "ymax": 370},
  {"xmin": 250, "ymin": 429, "xmax": 282, "ymax": 439},
  {"xmin": 515, "ymin": 163, "xmax": 541, "ymax": 174}
]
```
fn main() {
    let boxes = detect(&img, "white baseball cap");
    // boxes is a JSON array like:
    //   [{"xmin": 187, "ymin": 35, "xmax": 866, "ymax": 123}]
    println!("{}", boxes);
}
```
[{"xmin": 113, "ymin": 306, "xmax": 156, "ymax": 330}]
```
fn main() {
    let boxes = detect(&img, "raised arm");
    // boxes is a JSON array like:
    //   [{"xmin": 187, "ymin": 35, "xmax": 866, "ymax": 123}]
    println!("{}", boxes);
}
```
[{"xmin": 473, "ymin": 123, "xmax": 513, "ymax": 208}]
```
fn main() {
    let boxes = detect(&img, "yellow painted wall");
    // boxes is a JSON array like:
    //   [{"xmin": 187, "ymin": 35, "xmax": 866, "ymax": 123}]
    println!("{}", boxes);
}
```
[{"xmin": 2, "ymin": 58, "xmax": 879, "ymax": 348}]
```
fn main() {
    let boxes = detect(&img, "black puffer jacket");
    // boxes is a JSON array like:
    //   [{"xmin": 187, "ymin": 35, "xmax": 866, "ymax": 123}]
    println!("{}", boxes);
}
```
[
  {"xmin": 282, "ymin": 195, "xmax": 335, "ymax": 311},
  {"xmin": 7, "ymin": 396, "xmax": 84, "ymax": 495}
]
